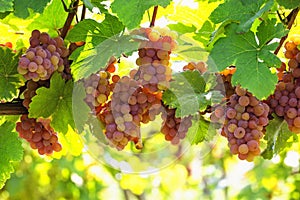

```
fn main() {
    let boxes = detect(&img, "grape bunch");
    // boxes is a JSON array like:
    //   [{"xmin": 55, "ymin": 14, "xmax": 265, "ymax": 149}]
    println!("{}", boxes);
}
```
[
  {"xmin": 83, "ymin": 58, "xmax": 119, "ymax": 111},
  {"xmin": 135, "ymin": 27, "xmax": 177, "ymax": 92},
  {"xmin": 160, "ymin": 106, "xmax": 192, "ymax": 145},
  {"xmin": 211, "ymin": 86, "xmax": 269, "ymax": 161},
  {"xmin": 96, "ymin": 71, "xmax": 163, "ymax": 150},
  {"xmin": 22, "ymin": 80, "xmax": 49, "ymax": 109},
  {"xmin": 16, "ymin": 115, "xmax": 62, "ymax": 155},
  {"xmin": 98, "ymin": 104, "xmax": 137, "ymax": 150},
  {"xmin": 267, "ymin": 37, "xmax": 300, "ymax": 134},
  {"xmin": 17, "ymin": 30, "xmax": 69, "ymax": 81},
  {"xmin": 111, "ymin": 76, "xmax": 161, "ymax": 135}
]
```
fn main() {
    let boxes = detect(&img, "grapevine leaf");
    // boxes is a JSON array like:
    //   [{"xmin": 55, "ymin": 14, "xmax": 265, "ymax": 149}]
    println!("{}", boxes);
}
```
[
  {"xmin": 187, "ymin": 116, "xmax": 217, "ymax": 145},
  {"xmin": 261, "ymin": 116, "xmax": 298, "ymax": 159},
  {"xmin": 0, "ymin": 122, "xmax": 23, "ymax": 189},
  {"xmin": 168, "ymin": 23, "xmax": 197, "ymax": 34},
  {"xmin": 209, "ymin": 0, "xmax": 274, "ymax": 33},
  {"xmin": 0, "ymin": 0, "xmax": 13, "ymax": 13},
  {"xmin": 14, "ymin": 0, "xmax": 50, "ymax": 18},
  {"xmin": 66, "ymin": 14, "xmax": 124, "ymax": 45},
  {"xmin": 29, "ymin": 73, "xmax": 75, "ymax": 134},
  {"xmin": 193, "ymin": 20, "xmax": 216, "ymax": 46},
  {"xmin": 0, "ymin": 11, "xmax": 10, "ymax": 19},
  {"xmin": 0, "ymin": 47, "xmax": 24, "ymax": 101},
  {"xmin": 163, "ymin": 70, "xmax": 212, "ymax": 117},
  {"xmin": 202, "ymin": 72, "xmax": 218, "ymax": 92},
  {"xmin": 71, "ymin": 34, "xmax": 139, "ymax": 81},
  {"xmin": 82, "ymin": 0, "xmax": 106, "ymax": 13},
  {"xmin": 208, "ymin": 19, "xmax": 287, "ymax": 99},
  {"xmin": 28, "ymin": 0, "xmax": 68, "ymax": 36},
  {"xmin": 276, "ymin": 0, "xmax": 300, "ymax": 9},
  {"xmin": 72, "ymin": 82, "xmax": 90, "ymax": 133},
  {"xmin": 111, "ymin": 0, "xmax": 172, "ymax": 29}
]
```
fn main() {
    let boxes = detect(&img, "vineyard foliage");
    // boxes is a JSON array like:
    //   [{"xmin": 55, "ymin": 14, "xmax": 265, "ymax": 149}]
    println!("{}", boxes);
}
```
[{"xmin": 0, "ymin": 0, "xmax": 300, "ymax": 198}]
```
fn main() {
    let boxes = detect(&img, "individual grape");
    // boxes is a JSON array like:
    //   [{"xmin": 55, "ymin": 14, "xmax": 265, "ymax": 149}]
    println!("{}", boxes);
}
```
[
  {"xmin": 39, "ymin": 32, "xmax": 50, "ymax": 44},
  {"xmin": 238, "ymin": 96, "xmax": 250, "ymax": 107},
  {"xmin": 214, "ymin": 106, "xmax": 225, "ymax": 118},
  {"xmin": 238, "ymin": 144, "xmax": 249, "ymax": 154},
  {"xmin": 287, "ymin": 107, "xmax": 297, "ymax": 119},
  {"xmin": 226, "ymin": 108, "xmax": 237, "ymax": 119},
  {"xmin": 234, "ymin": 127, "xmax": 245, "ymax": 138},
  {"xmin": 293, "ymin": 117, "xmax": 300, "ymax": 128},
  {"xmin": 288, "ymin": 59, "xmax": 298, "ymax": 69},
  {"xmin": 247, "ymin": 140, "xmax": 259, "ymax": 152},
  {"xmin": 235, "ymin": 86, "xmax": 247, "ymax": 96},
  {"xmin": 31, "ymin": 29, "xmax": 40, "ymax": 39}
]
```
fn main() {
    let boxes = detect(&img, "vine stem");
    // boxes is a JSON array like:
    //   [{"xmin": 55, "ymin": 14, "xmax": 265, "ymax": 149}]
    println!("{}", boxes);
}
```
[
  {"xmin": 0, "ymin": 102, "xmax": 28, "ymax": 115},
  {"xmin": 274, "ymin": 7, "xmax": 299, "ymax": 55},
  {"xmin": 150, "ymin": 6, "xmax": 158, "ymax": 27},
  {"xmin": 60, "ymin": 0, "xmax": 79, "ymax": 39}
]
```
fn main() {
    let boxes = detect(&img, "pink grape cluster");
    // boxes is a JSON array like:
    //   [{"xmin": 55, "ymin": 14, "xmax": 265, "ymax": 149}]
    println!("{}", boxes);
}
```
[
  {"xmin": 211, "ymin": 87, "xmax": 270, "ymax": 161},
  {"xmin": 161, "ymin": 106, "xmax": 193, "ymax": 145},
  {"xmin": 135, "ymin": 27, "xmax": 177, "ymax": 92},
  {"xmin": 17, "ymin": 30, "xmax": 69, "ymax": 81},
  {"xmin": 267, "ymin": 39, "xmax": 300, "ymax": 134},
  {"xmin": 16, "ymin": 115, "xmax": 62, "ymax": 155}
]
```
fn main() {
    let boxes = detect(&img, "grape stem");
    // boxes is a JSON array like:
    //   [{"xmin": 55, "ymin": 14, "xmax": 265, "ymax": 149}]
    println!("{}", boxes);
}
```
[
  {"xmin": 81, "ymin": 4, "xmax": 86, "ymax": 21},
  {"xmin": 150, "ymin": 6, "xmax": 158, "ymax": 27},
  {"xmin": 274, "ymin": 7, "xmax": 299, "ymax": 55},
  {"xmin": 0, "ymin": 102, "xmax": 28, "ymax": 115}
]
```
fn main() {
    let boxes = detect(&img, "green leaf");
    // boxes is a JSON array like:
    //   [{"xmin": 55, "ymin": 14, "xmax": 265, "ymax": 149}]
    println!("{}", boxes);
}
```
[
  {"xmin": 66, "ymin": 14, "xmax": 124, "ymax": 45},
  {"xmin": 71, "ymin": 34, "xmax": 139, "ymax": 81},
  {"xmin": 28, "ymin": 0, "xmax": 68, "ymax": 36},
  {"xmin": 208, "ymin": 19, "xmax": 287, "ymax": 99},
  {"xmin": 0, "ymin": 0, "xmax": 13, "ymax": 13},
  {"xmin": 209, "ymin": 0, "xmax": 274, "ymax": 33},
  {"xmin": 111, "ymin": 0, "xmax": 172, "ymax": 29},
  {"xmin": 29, "ymin": 73, "xmax": 75, "ymax": 134},
  {"xmin": 0, "ymin": 11, "xmax": 10, "ymax": 19},
  {"xmin": 193, "ymin": 20, "xmax": 216, "ymax": 46},
  {"xmin": 276, "ymin": 0, "xmax": 300, "ymax": 9},
  {"xmin": 261, "ymin": 116, "xmax": 298, "ymax": 159},
  {"xmin": 0, "ymin": 47, "xmax": 24, "ymax": 101},
  {"xmin": 0, "ymin": 122, "xmax": 23, "ymax": 189},
  {"xmin": 72, "ymin": 82, "xmax": 90, "ymax": 133},
  {"xmin": 168, "ymin": 23, "xmax": 196, "ymax": 34},
  {"xmin": 162, "ymin": 70, "xmax": 213, "ymax": 118},
  {"xmin": 187, "ymin": 116, "xmax": 217, "ymax": 145},
  {"xmin": 14, "ymin": 0, "xmax": 50, "ymax": 18}
]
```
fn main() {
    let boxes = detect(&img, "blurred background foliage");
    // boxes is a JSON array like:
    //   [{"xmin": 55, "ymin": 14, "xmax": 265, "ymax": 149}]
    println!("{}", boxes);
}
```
[{"xmin": 0, "ymin": 135, "xmax": 299, "ymax": 200}]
